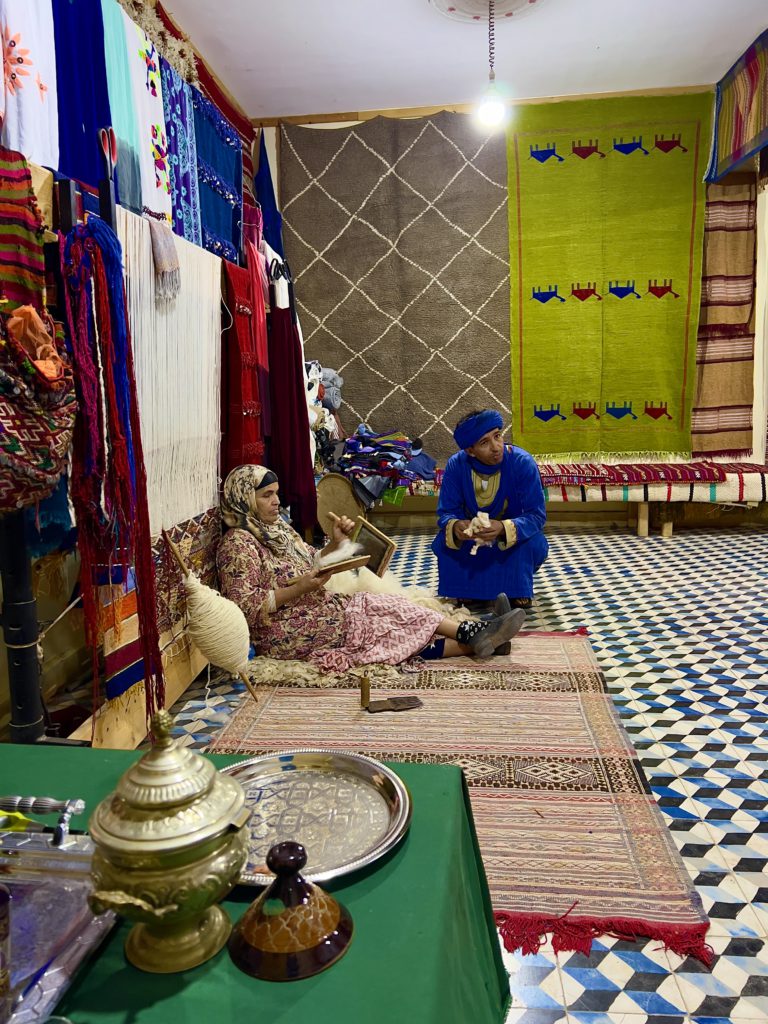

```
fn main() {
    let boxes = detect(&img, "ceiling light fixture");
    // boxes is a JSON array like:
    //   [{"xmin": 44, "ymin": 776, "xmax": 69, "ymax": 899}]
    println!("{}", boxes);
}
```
[{"xmin": 475, "ymin": 0, "xmax": 507, "ymax": 129}]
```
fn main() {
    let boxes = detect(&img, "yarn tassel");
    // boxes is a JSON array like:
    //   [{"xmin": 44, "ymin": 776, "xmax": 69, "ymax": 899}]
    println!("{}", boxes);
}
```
[{"xmin": 61, "ymin": 220, "xmax": 165, "ymax": 720}]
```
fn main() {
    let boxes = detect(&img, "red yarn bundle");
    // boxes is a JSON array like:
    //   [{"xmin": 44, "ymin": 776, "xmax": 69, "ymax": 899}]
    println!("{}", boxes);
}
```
[{"xmin": 60, "ymin": 221, "xmax": 164, "ymax": 720}]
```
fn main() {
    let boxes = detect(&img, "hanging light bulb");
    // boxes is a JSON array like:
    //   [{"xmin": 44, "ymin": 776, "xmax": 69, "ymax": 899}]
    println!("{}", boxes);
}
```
[{"xmin": 475, "ymin": 0, "xmax": 508, "ymax": 129}]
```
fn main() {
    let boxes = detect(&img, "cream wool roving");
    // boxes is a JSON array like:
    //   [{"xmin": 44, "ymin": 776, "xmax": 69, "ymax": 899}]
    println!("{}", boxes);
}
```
[{"xmin": 165, "ymin": 534, "xmax": 258, "ymax": 702}]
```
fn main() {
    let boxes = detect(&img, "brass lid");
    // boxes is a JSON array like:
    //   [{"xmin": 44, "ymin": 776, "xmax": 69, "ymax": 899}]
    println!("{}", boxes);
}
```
[{"xmin": 89, "ymin": 711, "xmax": 247, "ymax": 855}]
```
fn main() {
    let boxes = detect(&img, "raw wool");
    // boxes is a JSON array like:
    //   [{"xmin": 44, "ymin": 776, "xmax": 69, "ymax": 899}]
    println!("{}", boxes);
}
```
[
  {"xmin": 184, "ymin": 571, "xmax": 249, "ymax": 675},
  {"xmin": 315, "ymin": 539, "xmax": 363, "ymax": 569},
  {"xmin": 325, "ymin": 565, "xmax": 466, "ymax": 620},
  {"xmin": 117, "ymin": 205, "xmax": 221, "ymax": 536},
  {"xmin": 464, "ymin": 511, "xmax": 492, "ymax": 555}
]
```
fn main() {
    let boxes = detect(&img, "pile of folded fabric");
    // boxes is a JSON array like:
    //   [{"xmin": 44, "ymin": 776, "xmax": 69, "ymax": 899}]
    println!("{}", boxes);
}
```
[{"xmin": 331, "ymin": 425, "xmax": 440, "ymax": 505}]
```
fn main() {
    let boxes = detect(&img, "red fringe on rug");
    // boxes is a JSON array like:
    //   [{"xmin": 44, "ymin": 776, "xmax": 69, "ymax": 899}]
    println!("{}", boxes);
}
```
[{"xmin": 495, "ymin": 909, "xmax": 713, "ymax": 967}]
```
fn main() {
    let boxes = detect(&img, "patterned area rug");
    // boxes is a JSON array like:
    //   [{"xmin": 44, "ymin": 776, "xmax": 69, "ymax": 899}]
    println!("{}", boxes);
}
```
[
  {"xmin": 508, "ymin": 93, "xmax": 711, "ymax": 460},
  {"xmin": 280, "ymin": 112, "xmax": 510, "ymax": 461},
  {"xmin": 208, "ymin": 631, "xmax": 711, "ymax": 963}
]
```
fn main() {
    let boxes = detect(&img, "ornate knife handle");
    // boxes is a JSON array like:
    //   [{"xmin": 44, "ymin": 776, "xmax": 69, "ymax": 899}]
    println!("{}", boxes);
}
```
[
  {"xmin": 0, "ymin": 796, "xmax": 85, "ymax": 846},
  {"xmin": 0, "ymin": 796, "xmax": 85, "ymax": 816}
]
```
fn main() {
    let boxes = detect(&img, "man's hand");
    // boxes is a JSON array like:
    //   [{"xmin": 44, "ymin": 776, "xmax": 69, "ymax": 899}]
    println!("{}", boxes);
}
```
[
  {"xmin": 328, "ymin": 511, "xmax": 356, "ymax": 546},
  {"xmin": 453, "ymin": 520, "xmax": 473, "ymax": 542},
  {"xmin": 475, "ymin": 519, "xmax": 504, "ymax": 542}
]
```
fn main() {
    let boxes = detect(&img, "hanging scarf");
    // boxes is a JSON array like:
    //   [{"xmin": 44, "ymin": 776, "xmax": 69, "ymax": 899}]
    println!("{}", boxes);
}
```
[
  {"xmin": 121, "ymin": 8, "xmax": 172, "ymax": 222},
  {"xmin": 192, "ymin": 88, "xmax": 242, "ymax": 262},
  {"xmin": 221, "ymin": 262, "xmax": 264, "ymax": 475},
  {"xmin": 221, "ymin": 464, "xmax": 311, "ymax": 567},
  {"xmin": 101, "ymin": 0, "xmax": 141, "ymax": 212},
  {"xmin": 160, "ymin": 56, "xmax": 202, "ymax": 245},
  {"xmin": 52, "ymin": 0, "xmax": 111, "ymax": 189},
  {"xmin": 256, "ymin": 131, "xmax": 283, "ymax": 257},
  {"xmin": 60, "ymin": 218, "xmax": 164, "ymax": 718},
  {"xmin": 0, "ymin": 0, "xmax": 59, "ymax": 168}
]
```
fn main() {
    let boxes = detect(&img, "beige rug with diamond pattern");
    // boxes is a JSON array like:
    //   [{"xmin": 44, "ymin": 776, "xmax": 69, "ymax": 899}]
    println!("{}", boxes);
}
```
[{"xmin": 279, "ymin": 112, "xmax": 510, "ymax": 460}]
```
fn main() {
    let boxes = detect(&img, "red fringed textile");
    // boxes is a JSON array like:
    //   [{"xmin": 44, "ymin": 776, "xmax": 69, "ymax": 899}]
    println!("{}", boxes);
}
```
[
  {"xmin": 495, "ymin": 909, "xmax": 714, "ymax": 967},
  {"xmin": 60, "ymin": 222, "xmax": 164, "ymax": 719},
  {"xmin": 221, "ymin": 262, "xmax": 265, "ymax": 476}
]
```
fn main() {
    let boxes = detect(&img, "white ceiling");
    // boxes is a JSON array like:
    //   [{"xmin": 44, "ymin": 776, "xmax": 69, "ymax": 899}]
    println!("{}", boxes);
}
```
[{"xmin": 163, "ymin": 0, "xmax": 768, "ymax": 120}]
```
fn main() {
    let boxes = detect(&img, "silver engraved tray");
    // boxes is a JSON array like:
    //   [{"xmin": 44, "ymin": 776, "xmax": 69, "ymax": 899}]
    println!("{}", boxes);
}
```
[
  {"xmin": 221, "ymin": 749, "xmax": 412, "ymax": 885},
  {"xmin": 0, "ymin": 831, "xmax": 115, "ymax": 1023}
]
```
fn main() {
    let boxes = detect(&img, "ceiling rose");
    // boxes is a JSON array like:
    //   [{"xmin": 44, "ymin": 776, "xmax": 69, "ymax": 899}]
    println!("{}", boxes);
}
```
[{"xmin": 428, "ymin": 0, "xmax": 543, "ymax": 22}]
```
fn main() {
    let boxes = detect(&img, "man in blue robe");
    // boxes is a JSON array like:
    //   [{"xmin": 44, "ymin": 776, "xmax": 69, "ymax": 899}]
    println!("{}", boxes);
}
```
[{"xmin": 432, "ymin": 409, "xmax": 548, "ymax": 609}]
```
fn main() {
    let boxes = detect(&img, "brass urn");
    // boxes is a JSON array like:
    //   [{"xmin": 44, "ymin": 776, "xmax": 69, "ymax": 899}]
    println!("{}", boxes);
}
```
[{"xmin": 88, "ymin": 710, "xmax": 251, "ymax": 973}]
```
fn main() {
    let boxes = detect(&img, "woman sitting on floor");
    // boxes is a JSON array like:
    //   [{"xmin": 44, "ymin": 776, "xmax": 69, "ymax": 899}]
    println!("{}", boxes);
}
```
[{"xmin": 217, "ymin": 464, "xmax": 526, "ymax": 673}]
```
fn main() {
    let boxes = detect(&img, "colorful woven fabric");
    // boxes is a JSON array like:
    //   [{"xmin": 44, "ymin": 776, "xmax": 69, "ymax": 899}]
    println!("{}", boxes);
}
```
[
  {"xmin": 153, "ymin": 1, "xmax": 256, "ymax": 206},
  {"xmin": 0, "ymin": 0, "xmax": 58, "ymax": 167},
  {"xmin": 60, "ymin": 218, "xmax": 164, "ymax": 718},
  {"xmin": 192, "ymin": 88, "xmax": 242, "ymax": 262},
  {"xmin": 692, "ymin": 177, "xmax": 757, "ymax": 456},
  {"xmin": 52, "ymin": 0, "xmax": 111, "ymax": 190},
  {"xmin": 0, "ymin": 311, "xmax": 76, "ymax": 512},
  {"xmin": 160, "ymin": 56, "xmax": 202, "ymax": 245},
  {"xmin": 537, "ymin": 461, "xmax": 727, "ymax": 487},
  {"xmin": 121, "ymin": 8, "xmax": 172, "ymax": 222},
  {"xmin": 542, "ymin": 464, "xmax": 768, "ymax": 505},
  {"xmin": 209, "ymin": 632, "xmax": 711, "ymax": 964},
  {"xmin": 508, "ymin": 94, "xmax": 711, "ymax": 459},
  {"xmin": 706, "ymin": 28, "xmax": 768, "ymax": 181},
  {"xmin": 0, "ymin": 144, "xmax": 45, "ymax": 309}
]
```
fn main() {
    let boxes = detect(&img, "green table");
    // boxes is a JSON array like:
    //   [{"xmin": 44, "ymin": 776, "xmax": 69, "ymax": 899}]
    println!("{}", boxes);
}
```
[{"xmin": 1, "ymin": 746, "xmax": 509, "ymax": 1024}]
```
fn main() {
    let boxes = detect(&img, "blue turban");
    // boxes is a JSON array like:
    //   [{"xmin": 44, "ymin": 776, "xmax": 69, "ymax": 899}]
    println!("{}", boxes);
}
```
[{"xmin": 453, "ymin": 410, "xmax": 504, "ymax": 450}]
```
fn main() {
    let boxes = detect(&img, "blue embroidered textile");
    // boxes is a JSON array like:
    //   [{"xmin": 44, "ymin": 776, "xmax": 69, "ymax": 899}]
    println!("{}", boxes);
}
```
[
  {"xmin": 161, "ymin": 57, "xmax": 202, "ymax": 245},
  {"xmin": 192, "ymin": 87, "xmax": 242, "ymax": 261}
]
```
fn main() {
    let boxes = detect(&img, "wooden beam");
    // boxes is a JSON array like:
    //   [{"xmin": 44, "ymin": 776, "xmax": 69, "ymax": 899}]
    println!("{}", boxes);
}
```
[{"xmin": 251, "ymin": 84, "xmax": 714, "ymax": 128}]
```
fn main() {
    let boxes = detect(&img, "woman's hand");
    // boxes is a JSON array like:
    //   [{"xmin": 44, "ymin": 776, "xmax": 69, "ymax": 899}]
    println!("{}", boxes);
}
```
[
  {"xmin": 328, "ymin": 511, "xmax": 356, "ymax": 546},
  {"xmin": 294, "ymin": 567, "xmax": 332, "ymax": 595}
]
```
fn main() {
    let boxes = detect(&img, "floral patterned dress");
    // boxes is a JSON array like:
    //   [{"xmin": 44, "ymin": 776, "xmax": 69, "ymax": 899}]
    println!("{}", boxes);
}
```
[{"xmin": 216, "ymin": 528, "xmax": 444, "ymax": 672}]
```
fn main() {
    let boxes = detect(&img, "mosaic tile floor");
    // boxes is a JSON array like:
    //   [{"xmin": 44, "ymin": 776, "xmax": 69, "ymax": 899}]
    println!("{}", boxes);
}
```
[{"xmin": 169, "ymin": 524, "xmax": 768, "ymax": 1024}]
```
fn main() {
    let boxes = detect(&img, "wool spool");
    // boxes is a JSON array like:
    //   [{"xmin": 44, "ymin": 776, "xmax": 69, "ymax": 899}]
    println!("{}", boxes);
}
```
[{"xmin": 163, "ymin": 532, "xmax": 258, "ymax": 703}]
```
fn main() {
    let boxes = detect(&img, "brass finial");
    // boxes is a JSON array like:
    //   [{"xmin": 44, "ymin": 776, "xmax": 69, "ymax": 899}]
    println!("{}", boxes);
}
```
[{"xmin": 151, "ymin": 710, "xmax": 174, "ymax": 746}]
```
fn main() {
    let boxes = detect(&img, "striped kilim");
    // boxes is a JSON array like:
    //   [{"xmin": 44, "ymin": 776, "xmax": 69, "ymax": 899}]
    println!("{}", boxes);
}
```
[
  {"xmin": 279, "ymin": 112, "xmax": 509, "ymax": 461},
  {"xmin": 692, "ymin": 176, "xmax": 757, "ymax": 456},
  {"xmin": 706, "ymin": 27, "xmax": 768, "ymax": 182},
  {"xmin": 0, "ymin": 145, "xmax": 45, "ymax": 310},
  {"xmin": 209, "ymin": 631, "xmax": 711, "ymax": 963}
]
